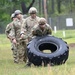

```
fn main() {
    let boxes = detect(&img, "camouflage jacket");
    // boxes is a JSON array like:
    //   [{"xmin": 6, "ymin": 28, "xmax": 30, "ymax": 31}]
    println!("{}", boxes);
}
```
[
  {"xmin": 5, "ymin": 22, "xmax": 14, "ymax": 38},
  {"xmin": 10, "ymin": 18, "xmax": 25, "ymax": 41},
  {"xmin": 32, "ymin": 24, "xmax": 52, "ymax": 36},
  {"xmin": 21, "ymin": 16, "xmax": 40, "ymax": 37}
]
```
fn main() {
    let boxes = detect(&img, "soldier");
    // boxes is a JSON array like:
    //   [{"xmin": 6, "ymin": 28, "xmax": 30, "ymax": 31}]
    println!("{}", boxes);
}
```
[
  {"xmin": 21, "ymin": 7, "xmax": 40, "ymax": 67},
  {"xmin": 32, "ymin": 18, "xmax": 52, "ymax": 36},
  {"xmin": 11, "ymin": 10, "xmax": 27, "ymax": 63},
  {"xmin": 21, "ymin": 7, "xmax": 40, "ymax": 42},
  {"xmin": 24, "ymin": 18, "xmax": 52, "ymax": 67},
  {"xmin": 5, "ymin": 13, "xmax": 18, "ymax": 63}
]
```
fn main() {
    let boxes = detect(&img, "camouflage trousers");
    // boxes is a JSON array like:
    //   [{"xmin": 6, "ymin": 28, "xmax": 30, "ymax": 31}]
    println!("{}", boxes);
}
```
[
  {"xmin": 11, "ymin": 43, "xmax": 17, "ymax": 62},
  {"xmin": 11, "ymin": 39, "xmax": 27, "ymax": 63},
  {"xmin": 17, "ymin": 39, "xmax": 27, "ymax": 63}
]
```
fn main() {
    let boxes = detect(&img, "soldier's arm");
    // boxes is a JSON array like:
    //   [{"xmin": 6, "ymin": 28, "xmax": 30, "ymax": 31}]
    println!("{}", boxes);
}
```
[
  {"xmin": 32, "ymin": 30, "xmax": 36, "ymax": 36},
  {"xmin": 48, "ymin": 28, "xmax": 52, "ymax": 35},
  {"xmin": 8, "ymin": 30, "xmax": 15, "ymax": 41},
  {"xmin": 9, "ymin": 23, "xmax": 17, "ymax": 44},
  {"xmin": 20, "ymin": 19, "xmax": 28, "ymax": 39},
  {"xmin": 5, "ymin": 23, "xmax": 15, "ymax": 42},
  {"xmin": 47, "ymin": 24, "xmax": 52, "ymax": 35},
  {"xmin": 32, "ymin": 25, "xmax": 38, "ymax": 36},
  {"xmin": 21, "ymin": 19, "xmax": 27, "ymax": 35},
  {"xmin": 5, "ymin": 24, "xmax": 10, "ymax": 38},
  {"xmin": 9, "ymin": 22, "xmax": 16, "ymax": 41},
  {"xmin": 5, "ymin": 23, "xmax": 14, "ymax": 40}
]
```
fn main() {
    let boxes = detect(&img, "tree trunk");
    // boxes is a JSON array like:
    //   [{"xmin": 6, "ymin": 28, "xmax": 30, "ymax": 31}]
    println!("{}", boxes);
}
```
[
  {"xmin": 21, "ymin": 1, "xmax": 27, "ymax": 14},
  {"xmin": 73, "ymin": 0, "xmax": 75, "ymax": 5},
  {"xmin": 43, "ymin": 0, "xmax": 48, "ymax": 21},
  {"xmin": 51, "ymin": 0, "xmax": 55, "ymax": 14},
  {"xmin": 39, "ymin": 0, "xmax": 41, "ymax": 13},
  {"xmin": 21, "ymin": 0, "xmax": 35, "ymax": 14},
  {"xmin": 70, "ymin": 0, "xmax": 72, "ymax": 12},
  {"xmin": 57, "ymin": 0, "xmax": 61, "ymax": 13},
  {"xmin": 42, "ymin": 0, "xmax": 44, "ymax": 15}
]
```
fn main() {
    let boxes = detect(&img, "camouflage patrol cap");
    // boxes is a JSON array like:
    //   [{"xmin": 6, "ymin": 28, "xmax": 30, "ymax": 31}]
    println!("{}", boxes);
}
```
[
  {"xmin": 11, "ymin": 13, "xmax": 15, "ymax": 19},
  {"xmin": 14, "ymin": 10, "xmax": 22, "ymax": 15},
  {"xmin": 38, "ymin": 18, "xmax": 47, "ymax": 25},
  {"xmin": 28, "ymin": 7, "xmax": 37, "ymax": 14}
]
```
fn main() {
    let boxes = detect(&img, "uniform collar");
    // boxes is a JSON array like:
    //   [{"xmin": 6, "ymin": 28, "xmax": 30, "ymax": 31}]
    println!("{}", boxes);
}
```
[
  {"xmin": 38, "ymin": 25, "xmax": 47, "ymax": 32},
  {"xmin": 30, "ymin": 16, "xmax": 37, "ymax": 21}
]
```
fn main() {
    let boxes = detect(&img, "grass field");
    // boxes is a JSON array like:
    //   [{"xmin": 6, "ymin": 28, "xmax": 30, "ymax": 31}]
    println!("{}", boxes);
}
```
[{"xmin": 0, "ymin": 30, "xmax": 75, "ymax": 75}]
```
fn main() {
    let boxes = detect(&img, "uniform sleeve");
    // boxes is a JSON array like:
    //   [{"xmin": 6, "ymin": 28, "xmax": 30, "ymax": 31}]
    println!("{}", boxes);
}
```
[
  {"xmin": 5, "ymin": 24, "xmax": 10, "ymax": 38},
  {"xmin": 48, "ymin": 28, "xmax": 52, "ymax": 35},
  {"xmin": 46, "ymin": 24, "xmax": 52, "ymax": 35},
  {"xmin": 21, "ymin": 19, "xmax": 27, "ymax": 35},
  {"xmin": 9, "ymin": 22, "xmax": 16, "ymax": 40},
  {"xmin": 32, "ymin": 30, "xmax": 37, "ymax": 36},
  {"xmin": 32, "ymin": 25, "xmax": 38, "ymax": 36},
  {"xmin": 5, "ymin": 23, "xmax": 14, "ymax": 39}
]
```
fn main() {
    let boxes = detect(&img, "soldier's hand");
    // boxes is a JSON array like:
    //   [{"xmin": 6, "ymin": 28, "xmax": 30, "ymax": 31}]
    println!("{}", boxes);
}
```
[
  {"xmin": 12, "ymin": 39, "xmax": 17, "ymax": 44},
  {"xmin": 20, "ymin": 34, "xmax": 25, "ymax": 39}
]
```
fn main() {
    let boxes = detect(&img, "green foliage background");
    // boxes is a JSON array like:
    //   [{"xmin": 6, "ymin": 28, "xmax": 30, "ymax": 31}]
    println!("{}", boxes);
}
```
[{"xmin": 0, "ymin": 0, "xmax": 75, "ymax": 33}]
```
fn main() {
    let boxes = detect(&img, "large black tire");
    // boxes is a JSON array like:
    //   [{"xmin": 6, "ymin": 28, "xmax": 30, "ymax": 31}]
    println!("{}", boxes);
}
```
[{"xmin": 27, "ymin": 35, "xmax": 69, "ymax": 66}]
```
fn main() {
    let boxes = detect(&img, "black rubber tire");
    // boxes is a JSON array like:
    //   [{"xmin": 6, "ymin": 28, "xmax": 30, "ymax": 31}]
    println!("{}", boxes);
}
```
[{"xmin": 27, "ymin": 35, "xmax": 69, "ymax": 66}]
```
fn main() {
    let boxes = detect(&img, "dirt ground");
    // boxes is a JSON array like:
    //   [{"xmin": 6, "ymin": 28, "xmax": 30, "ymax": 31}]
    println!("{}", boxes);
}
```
[{"xmin": 68, "ymin": 43, "xmax": 75, "ymax": 48}]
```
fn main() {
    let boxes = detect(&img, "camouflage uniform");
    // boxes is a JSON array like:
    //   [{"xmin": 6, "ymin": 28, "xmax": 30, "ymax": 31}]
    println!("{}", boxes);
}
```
[
  {"xmin": 5, "ymin": 21, "xmax": 17, "ymax": 63},
  {"xmin": 5, "ymin": 22, "xmax": 13, "ymax": 39},
  {"xmin": 21, "ymin": 7, "xmax": 40, "ymax": 44},
  {"xmin": 32, "ymin": 17, "xmax": 52, "ymax": 36},
  {"xmin": 32, "ymin": 23, "xmax": 52, "ymax": 36},
  {"xmin": 21, "ymin": 7, "xmax": 41, "ymax": 67},
  {"xmin": 11, "ymin": 18, "xmax": 27, "ymax": 63},
  {"xmin": 21, "ymin": 16, "xmax": 40, "ymax": 42},
  {"xmin": 5, "ymin": 13, "xmax": 15, "ymax": 39}
]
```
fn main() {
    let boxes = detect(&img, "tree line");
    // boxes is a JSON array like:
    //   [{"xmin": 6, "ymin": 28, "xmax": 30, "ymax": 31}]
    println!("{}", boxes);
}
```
[{"xmin": 0, "ymin": 0, "xmax": 75, "ymax": 33}]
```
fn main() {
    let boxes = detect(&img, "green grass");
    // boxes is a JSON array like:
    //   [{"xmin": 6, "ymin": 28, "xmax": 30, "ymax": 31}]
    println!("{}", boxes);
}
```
[
  {"xmin": 0, "ymin": 30, "xmax": 75, "ymax": 75},
  {"xmin": 52, "ymin": 30, "xmax": 75, "ymax": 43}
]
